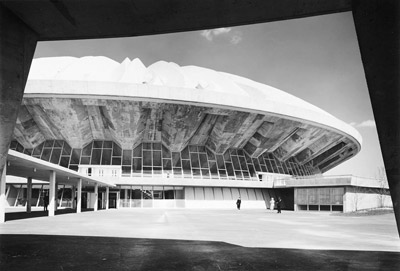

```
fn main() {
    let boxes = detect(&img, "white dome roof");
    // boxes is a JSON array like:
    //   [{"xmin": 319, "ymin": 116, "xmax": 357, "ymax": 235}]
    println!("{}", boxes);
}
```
[
  {"xmin": 26, "ymin": 56, "xmax": 362, "ymax": 146},
  {"xmin": 28, "ymin": 56, "xmax": 330, "ymax": 115}
]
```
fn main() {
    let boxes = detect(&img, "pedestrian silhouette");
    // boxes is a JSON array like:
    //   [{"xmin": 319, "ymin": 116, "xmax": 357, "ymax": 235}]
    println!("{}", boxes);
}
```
[
  {"xmin": 236, "ymin": 197, "xmax": 241, "ymax": 210},
  {"xmin": 277, "ymin": 197, "xmax": 282, "ymax": 213},
  {"xmin": 43, "ymin": 195, "xmax": 49, "ymax": 211}
]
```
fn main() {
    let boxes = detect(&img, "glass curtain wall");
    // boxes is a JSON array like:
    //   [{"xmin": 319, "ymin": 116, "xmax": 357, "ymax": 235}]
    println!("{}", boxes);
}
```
[
  {"xmin": 10, "ymin": 140, "xmax": 320, "ymax": 180},
  {"xmin": 5, "ymin": 184, "xmax": 73, "ymax": 208},
  {"xmin": 118, "ymin": 186, "xmax": 185, "ymax": 208}
]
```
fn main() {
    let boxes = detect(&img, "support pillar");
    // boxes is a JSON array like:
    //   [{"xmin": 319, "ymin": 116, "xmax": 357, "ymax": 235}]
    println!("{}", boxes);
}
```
[
  {"xmin": 125, "ymin": 188, "xmax": 128, "ymax": 208},
  {"xmin": 26, "ymin": 177, "xmax": 32, "ymax": 213},
  {"xmin": 94, "ymin": 183, "xmax": 98, "ymax": 211},
  {"xmin": 129, "ymin": 188, "xmax": 132, "ymax": 208},
  {"xmin": 106, "ymin": 187, "xmax": 109, "ymax": 210},
  {"xmin": 353, "ymin": 0, "xmax": 400, "ymax": 236},
  {"xmin": 0, "ymin": 165, "xmax": 6, "ymax": 223},
  {"xmin": 72, "ymin": 185, "xmax": 76, "ymax": 209},
  {"xmin": 0, "ymin": 5, "xmax": 38, "ymax": 192},
  {"xmin": 48, "ymin": 171, "xmax": 56, "ymax": 217},
  {"xmin": 54, "ymin": 181, "xmax": 57, "ymax": 212},
  {"xmin": 77, "ymin": 179, "xmax": 82, "ymax": 213}
]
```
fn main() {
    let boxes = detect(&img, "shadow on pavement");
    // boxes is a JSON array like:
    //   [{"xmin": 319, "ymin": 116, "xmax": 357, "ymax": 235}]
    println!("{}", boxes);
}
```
[
  {"xmin": 1, "ymin": 234, "xmax": 399, "ymax": 271},
  {"xmin": 5, "ymin": 208, "xmax": 94, "ymax": 221}
]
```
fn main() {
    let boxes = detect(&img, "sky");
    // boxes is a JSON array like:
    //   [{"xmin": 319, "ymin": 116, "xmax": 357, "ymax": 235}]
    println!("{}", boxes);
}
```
[{"xmin": 32, "ymin": 11, "xmax": 384, "ymax": 179}]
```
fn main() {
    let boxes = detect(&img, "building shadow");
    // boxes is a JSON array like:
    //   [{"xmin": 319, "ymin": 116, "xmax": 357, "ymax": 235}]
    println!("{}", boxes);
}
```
[
  {"xmin": 0, "ymin": 234, "xmax": 399, "ymax": 271},
  {"xmin": 4, "ymin": 208, "xmax": 94, "ymax": 221}
]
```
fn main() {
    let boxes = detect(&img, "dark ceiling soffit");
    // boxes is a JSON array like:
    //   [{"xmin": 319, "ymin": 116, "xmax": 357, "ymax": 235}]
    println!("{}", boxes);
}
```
[{"xmin": 2, "ymin": 0, "xmax": 352, "ymax": 41}]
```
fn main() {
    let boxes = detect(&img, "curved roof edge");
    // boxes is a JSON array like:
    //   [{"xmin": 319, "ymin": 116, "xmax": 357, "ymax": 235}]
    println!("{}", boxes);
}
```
[{"xmin": 24, "ymin": 79, "xmax": 363, "ymax": 152}]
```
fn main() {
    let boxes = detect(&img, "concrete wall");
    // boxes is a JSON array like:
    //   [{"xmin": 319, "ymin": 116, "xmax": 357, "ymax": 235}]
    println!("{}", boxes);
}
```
[
  {"xmin": 184, "ymin": 187, "xmax": 267, "ymax": 209},
  {"xmin": 344, "ymin": 187, "xmax": 393, "ymax": 212},
  {"xmin": 117, "ymin": 187, "xmax": 292, "ymax": 209},
  {"xmin": 185, "ymin": 200, "xmax": 265, "ymax": 209}
]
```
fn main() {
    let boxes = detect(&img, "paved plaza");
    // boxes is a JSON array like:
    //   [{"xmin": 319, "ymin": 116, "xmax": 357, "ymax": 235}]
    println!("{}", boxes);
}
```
[{"xmin": 1, "ymin": 209, "xmax": 400, "ymax": 270}]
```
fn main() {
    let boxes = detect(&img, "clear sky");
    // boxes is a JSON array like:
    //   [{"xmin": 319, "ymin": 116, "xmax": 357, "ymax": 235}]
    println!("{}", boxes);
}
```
[{"xmin": 33, "ymin": 11, "xmax": 384, "ymax": 179}]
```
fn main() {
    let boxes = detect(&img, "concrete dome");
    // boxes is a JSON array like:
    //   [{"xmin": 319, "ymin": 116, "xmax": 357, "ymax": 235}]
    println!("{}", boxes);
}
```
[
  {"xmin": 27, "ymin": 56, "xmax": 362, "ymax": 146},
  {"xmin": 17, "ymin": 56, "xmax": 362, "ymax": 173}
]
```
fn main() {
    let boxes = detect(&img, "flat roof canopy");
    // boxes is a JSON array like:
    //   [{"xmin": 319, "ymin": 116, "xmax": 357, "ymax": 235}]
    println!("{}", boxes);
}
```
[{"xmin": 6, "ymin": 150, "xmax": 115, "ymax": 187}]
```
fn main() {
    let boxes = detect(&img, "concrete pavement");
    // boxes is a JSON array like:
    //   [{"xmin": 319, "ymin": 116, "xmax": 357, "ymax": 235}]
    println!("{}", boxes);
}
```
[{"xmin": 1, "ymin": 209, "xmax": 399, "ymax": 270}]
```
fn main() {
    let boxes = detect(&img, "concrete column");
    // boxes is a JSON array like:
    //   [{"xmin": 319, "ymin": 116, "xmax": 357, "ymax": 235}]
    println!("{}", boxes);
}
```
[
  {"xmin": 106, "ymin": 187, "xmax": 109, "ymax": 210},
  {"xmin": 26, "ymin": 177, "xmax": 32, "ymax": 213},
  {"xmin": 0, "ymin": 5, "xmax": 38, "ymax": 188},
  {"xmin": 54, "ymin": 181, "xmax": 58, "ymax": 211},
  {"xmin": 72, "ymin": 185, "xmax": 76, "ymax": 209},
  {"xmin": 117, "ymin": 192, "xmax": 120, "ymax": 209},
  {"xmin": 48, "ymin": 171, "xmax": 56, "ymax": 216},
  {"xmin": 0, "ymin": 165, "xmax": 6, "ymax": 223},
  {"xmin": 94, "ymin": 183, "xmax": 98, "ymax": 211},
  {"xmin": 125, "ymin": 188, "xmax": 128, "ymax": 208},
  {"xmin": 77, "ymin": 179, "xmax": 82, "ymax": 213},
  {"xmin": 353, "ymin": 0, "xmax": 400, "ymax": 236},
  {"xmin": 129, "ymin": 188, "xmax": 132, "ymax": 208}
]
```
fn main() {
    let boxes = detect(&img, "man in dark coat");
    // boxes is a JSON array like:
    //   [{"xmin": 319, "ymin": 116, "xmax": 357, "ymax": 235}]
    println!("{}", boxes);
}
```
[
  {"xmin": 236, "ymin": 197, "xmax": 241, "ymax": 210},
  {"xmin": 43, "ymin": 194, "xmax": 49, "ymax": 211},
  {"xmin": 277, "ymin": 197, "xmax": 282, "ymax": 213}
]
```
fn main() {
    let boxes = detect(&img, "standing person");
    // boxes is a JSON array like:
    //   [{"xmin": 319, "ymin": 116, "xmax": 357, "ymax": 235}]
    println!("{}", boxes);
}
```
[
  {"xmin": 236, "ymin": 197, "xmax": 241, "ymax": 210},
  {"xmin": 269, "ymin": 197, "xmax": 275, "ymax": 211},
  {"xmin": 43, "ymin": 194, "xmax": 49, "ymax": 212},
  {"xmin": 277, "ymin": 197, "xmax": 282, "ymax": 214}
]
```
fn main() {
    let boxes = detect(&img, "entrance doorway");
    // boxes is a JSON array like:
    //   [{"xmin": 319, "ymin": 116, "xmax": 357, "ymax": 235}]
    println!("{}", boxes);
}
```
[
  {"xmin": 109, "ymin": 192, "xmax": 117, "ymax": 208},
  {"xmin": 81, "ymin": 192, "xmax": 88, "ymax": 209},
  {"xmin": 98, "ymin": 193, "xmax": 103, "ymax": 209}
]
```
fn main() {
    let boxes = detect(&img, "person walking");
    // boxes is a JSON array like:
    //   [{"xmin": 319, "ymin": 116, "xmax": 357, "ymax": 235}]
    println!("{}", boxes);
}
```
[
  {"xmin": 269, "ymin": 197, "xmax": 275, "ymax": 211},
  {"xmin": 43, "ymin": 194, "xmax": 49, "ymax": 212},
  {"xmin": 236, "ymin": 197, "xmax": 241, "ymax": 210},
  {"xmin": 277, "ymin": 197, "xmax": 282, "ymax": 213}
]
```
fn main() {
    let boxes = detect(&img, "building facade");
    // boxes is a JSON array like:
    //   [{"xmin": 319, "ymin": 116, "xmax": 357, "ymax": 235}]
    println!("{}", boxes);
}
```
[{"xmin": 6, "ymin": 56, "xmax": 382, "ymax": 212}]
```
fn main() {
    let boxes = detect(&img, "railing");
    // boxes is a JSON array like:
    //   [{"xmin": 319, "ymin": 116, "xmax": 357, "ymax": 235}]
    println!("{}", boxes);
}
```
[
  {"xmin": 79, "ymin": 165, "xmax": 263, "ymax": 181},
  {"xmin": 285, "ymin": 175, "xmax": 386, "ymax": 189},
  {"xmin": 285, "ymin": 175, "xmax": 351, "ymax": 187},
  {"xmin": 272, "ymin": 178, "xmax": 288, "ymax": 187},
  {"xmin": 120, "ymin": 171, "xmax": 260, "ymax": 182}
]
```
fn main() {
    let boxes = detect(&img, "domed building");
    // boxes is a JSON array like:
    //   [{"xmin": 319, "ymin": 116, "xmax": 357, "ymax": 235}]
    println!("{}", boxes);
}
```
[{"xmin": 6, "ymin": 56, "xmax": 374, "ymax": 213}]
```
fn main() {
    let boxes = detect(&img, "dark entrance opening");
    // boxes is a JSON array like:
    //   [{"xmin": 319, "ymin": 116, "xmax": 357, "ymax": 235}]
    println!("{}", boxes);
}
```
[
  {"xmin": 98, "ymin": 193, "xmax": 103, "ymax": 209},
  {"xmin": 273, "ymin": 188, "xmax": 295, "ymax": 211},
  {"xmin": 109, "ymin": 193, "xmax": 117, "ymax": 209},
  {"xmin": 81, "ymin": 192, "xmax": 88, "ymax": 209}
]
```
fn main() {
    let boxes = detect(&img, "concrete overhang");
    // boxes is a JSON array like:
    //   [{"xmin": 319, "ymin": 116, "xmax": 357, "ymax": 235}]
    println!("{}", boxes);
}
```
[
  {"xmin": 6, "ymin": 150, "xmax": 115, "ymax": 188},
  {"xmin": 1, "ymin": 0, "xmax": 352, "ymax": 41}
]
